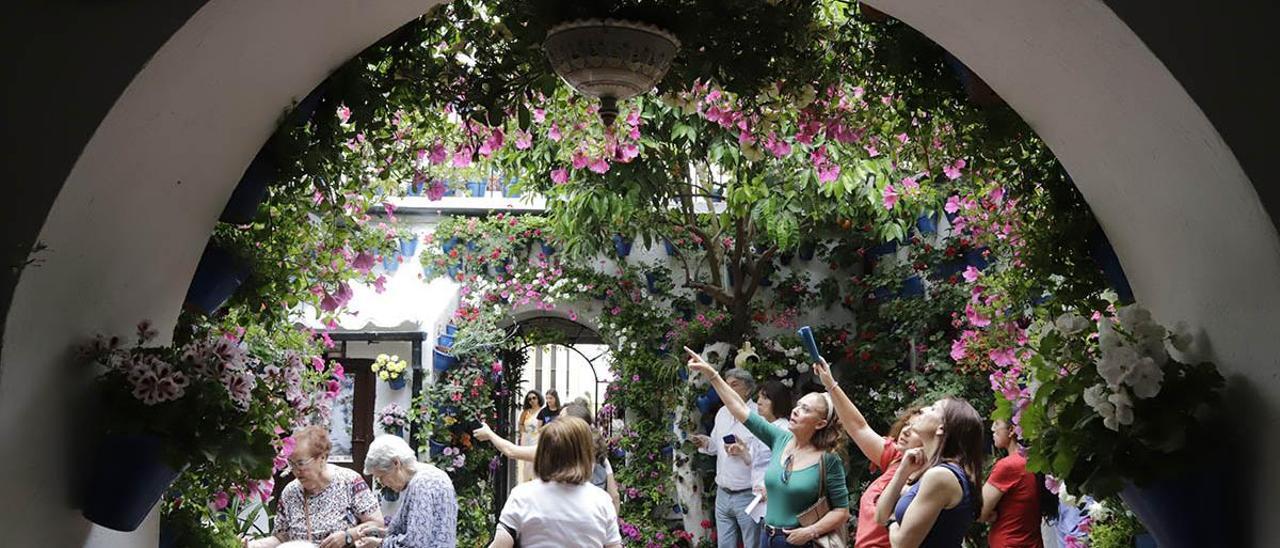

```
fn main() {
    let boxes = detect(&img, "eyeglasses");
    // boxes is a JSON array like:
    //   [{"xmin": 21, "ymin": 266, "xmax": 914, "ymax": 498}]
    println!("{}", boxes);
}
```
[
  {"xmin": 781, "ymin": 453, "xmax": 794, "ymax": 484},
  {"xmin": 287, "ymin": 455, "xmax": 316, "ymax": 470}
]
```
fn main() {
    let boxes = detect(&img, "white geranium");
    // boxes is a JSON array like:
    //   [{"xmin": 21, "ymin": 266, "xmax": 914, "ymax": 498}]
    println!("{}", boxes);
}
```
[
  {"xmin": 1116, "ymin": 305, "xmax": 1153, "ymax": 332},
  {"xmin": 1086, "ymin": 499, "xmax": 1112, "ymax": 521},
  {"xmin": 1108, "ymin": 389, "xmax": 1135, "ymax": 428},
  {"xmin": 1124, "ymin": 356, "xmax": 1164, "ymax": 398},
  {"xmin": 774, "ymin": 369, "xmax": 787, "ymax": 377},
  {"xmin": 780, "ymin": 378, "xmax": 794, "ymax": 387},
  {"xmin": 1082, "ymin": 384, "xmax": 1109, "ymax": 409},
  {"xmin": 1097, "ymin": 345, "xmax": 1137, "ymax": 387},
  {"xmin": 1097, "ymin": 318, "xmax": 1123, "ymax": 353},
  {"xmin": 1084, "ymin": 384, "xmax": 1119, "ymax": 430},
  {"xmin": 1054, "ymin": 312, "xmax": 1090, "ymax": 335},
  {"xmin": 1170, "ymin": 321, "xmax": 1194, "ymax": 353},
  {"xmin": 796, "ymin": 362, "xmax": 811, "ymax": 373},
  {"xmin": 1134, "ymin": 321, "xmax": 1169, "ymax": 366}
]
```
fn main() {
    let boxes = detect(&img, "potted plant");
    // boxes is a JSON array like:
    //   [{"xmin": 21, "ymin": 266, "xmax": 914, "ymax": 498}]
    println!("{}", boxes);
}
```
[
  {"xmin": 376, "ymin": 403, "xmax": 410, "ymax": 436},
  {"xmin": 1005, "ymin": 305, "xmax": 1224, "ymax": 548},
  {"xmin": 371, "ymin": 353, "xmax": 409, "ymax": 390}
]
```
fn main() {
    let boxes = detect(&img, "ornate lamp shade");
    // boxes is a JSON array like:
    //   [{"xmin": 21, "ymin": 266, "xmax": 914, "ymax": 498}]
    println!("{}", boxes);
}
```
[{"xmin": 544, "ymin": 19, "xmax": 681, "ymax": 126}]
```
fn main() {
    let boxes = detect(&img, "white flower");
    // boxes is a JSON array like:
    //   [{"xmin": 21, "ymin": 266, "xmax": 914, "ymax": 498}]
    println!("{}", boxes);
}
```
[
  {"xmin": 1054, "ymin": 313, "xmax": 1090, "ymax": 335},
  {"xmin": 796, "ymin": 362, "xmax": 810, "ymax": 373},
  {"xmin": 780, "ymin": 378, "xmax": 794, "ymax": 387},
  {"xmin": 1108, "ymin": 389, "xmax": 1135, "ymax": 427},
  {"xmin": 1086, "ymin": 500, "xmax": 1112, "ymax": 521},
  {"xmin": 1084, "ymin": 384, "xmax": 1119, "ymax": 430},
  {"xmin": 1116, "ymin": 305, "xmax": 1153, "ymax": 332},
  {"xmin": 1082, "ymin": 384, "xmax": 1109, "ymax": 409},
  {"xmin": 1097, "ymin": 318, "xmax": 1123, "ymax": 354},
  {"xmin": 1133, "ymin": 322, "xmax": 1168, "ymax": 366},
  {"xmin": 1123, "ymin": 356, "xmax": 1164, "ymax": 399},
  {"xmin": 1059, "ymin": 488, "xmax": 1080, "ymax": 507},
  {"xmin": 774, "ymin": 369, "xmax": 787, "ymax": 377},
  {"xmin": 1170, "ymin": 321, "xmax": 1194, "ymax": 353},
  {"xmin": 1097, "ymin": 345, "xmax": 1137, "ymax": 387}
]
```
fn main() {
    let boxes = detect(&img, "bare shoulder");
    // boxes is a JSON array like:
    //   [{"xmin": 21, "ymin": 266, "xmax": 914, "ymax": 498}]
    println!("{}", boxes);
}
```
[{"xmin": 919, "ymin": 467, "xmax": 962, "ymax": 497}]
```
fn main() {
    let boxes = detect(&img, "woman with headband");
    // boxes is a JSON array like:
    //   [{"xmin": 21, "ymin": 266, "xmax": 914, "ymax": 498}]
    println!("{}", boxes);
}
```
[{"xmin": 686, "ymin": 347, "xmax": 850, "ymax": 547}]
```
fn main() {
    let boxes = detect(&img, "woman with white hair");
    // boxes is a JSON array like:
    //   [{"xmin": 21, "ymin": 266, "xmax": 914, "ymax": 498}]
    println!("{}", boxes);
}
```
[{"xmin": 353, "ymin": 434, "xmax": 458, "ymax": 548}]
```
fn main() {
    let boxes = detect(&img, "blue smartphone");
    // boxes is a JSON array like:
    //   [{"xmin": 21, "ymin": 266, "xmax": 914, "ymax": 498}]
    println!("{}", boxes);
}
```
[{"xmin": 797, "ymin": 326, "xmax": 821, "ymax": 362}]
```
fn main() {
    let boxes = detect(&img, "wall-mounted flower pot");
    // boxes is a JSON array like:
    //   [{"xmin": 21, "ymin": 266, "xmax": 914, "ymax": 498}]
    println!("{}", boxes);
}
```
[
  {"xmin": 467, "ymin": 181, "xmax": 486, "ymax": 197},
  {"xmin": 965, "ymin": 246, "xmax": 990, "ymax": 270},
  {"xmin": 382, "ymin": 254, "xmax": 401, "ymax": 273},
  {"xmin": 900, "ymin": 276, "xmax": 924, "ymax": 298},
  {"xmin": 441, "ymin": 237, "xmax": 459, "ymax": 253},
  {"xmin": 663, "ymin": 239, "xmax": 678, "ymax": 257},
  {"xmin": 778, "ymin": 251, "xmax": 794, "ymax": 266},
  {"xmin": 797, "ymin": 241, "xmax": 817, "ymax": 261},
  {"xmin": 387, "ymin": 377, "xmax": 407, "ymax": 390},
  {"xmin": 465, "ymin": 240, "xmax": 479, "ymax": 252},
  {"xmin": 867, "ymin": 241, "xmax": 898, "ymax": 258},
  {"xmin": 444, "ymin": 324, "xmax": 458, "ymax": 336},
  {"xmin": 1120, "ymin": 472, "xmax": 1223, "ymax": 548},
  {"xmin": 382, "ymin": 488, "xmax": 400, "ymax": 502},
  {"xmin": 695, "ymin": 387, "xmax": 721, "ymax": 415},
  {"xmin": 445, "ymin": 264, "xmax": 460, "ymax": 280},
  {"xmin": 219, "ymin": 148, "xmax": 278, "ymax": 224},
  {"xmin": 185, "ymin": 244, "xmax": 251, "ymax": 315},
  {"xmin": 428, "ymin": 440, "xmax": 447, "ymax": 457},
  {"xmin": 660, "ymin": 445, "xmax": 674, "ymax": 457},
  {"xmin": 399, "ymin": 237, "xmax": 418, "ymax": 257},
  {"xmin": 931, "ymin": 260, "xmax": 967, "ymax": 281},
  {"xmin": 432, "ymin": 347, "xmax": 457, "ymax": 374},
  {"xmin": 503, "ymin": 179, "xmax": 521, "ymax": 198},
  {"xmin": 644, "ymin": 272, "xmax": 660, "ymax": 294},
  {"xmin": 916, "ymin": 214, "xmax": 938, "ymax": 235},
  {"xmin": 696, "ymin": 291, "xmax": 713, "ymax": 306},
  {"xmin": 612, "ymin": 234, "xmax": 633, "ymax": 258},
  {"xmin": 437, "ymin": 333, "xmax": 455, "ymax": 348},
  {"xmin": 871, "ymin": 287, "xmax": 895, "ymax": 302},
  {"xmin": 81, "ymin": 434, "xmax": 183, "ymax": 532}
]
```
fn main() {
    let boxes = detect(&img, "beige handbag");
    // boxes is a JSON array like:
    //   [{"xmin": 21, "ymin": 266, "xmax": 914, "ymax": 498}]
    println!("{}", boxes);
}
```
[{"xmin": 795, "ymin": 453, "xmax": 848, "ymax": 548}]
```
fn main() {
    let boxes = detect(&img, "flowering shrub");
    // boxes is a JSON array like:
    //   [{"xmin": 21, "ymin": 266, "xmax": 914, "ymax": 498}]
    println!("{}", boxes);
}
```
[
  {"xmin": 371, "ymin": 353, "xmax": 408, "ymax": 382},
  {"xmin": 1005, "ymin": 305, "xmax": 1223, "ymax": 497}
]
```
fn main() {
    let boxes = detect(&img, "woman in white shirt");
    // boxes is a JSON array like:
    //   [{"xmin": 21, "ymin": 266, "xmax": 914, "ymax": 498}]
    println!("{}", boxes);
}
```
[{"xmin": 489, "ymin": 417, "xmax": 622, "ymax": 548}]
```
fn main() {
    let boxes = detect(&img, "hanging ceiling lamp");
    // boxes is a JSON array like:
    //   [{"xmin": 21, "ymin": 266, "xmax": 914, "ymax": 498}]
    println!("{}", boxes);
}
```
[{"xmin": 544, "ymin": 19, "xmax": 681, "ymax": 126}]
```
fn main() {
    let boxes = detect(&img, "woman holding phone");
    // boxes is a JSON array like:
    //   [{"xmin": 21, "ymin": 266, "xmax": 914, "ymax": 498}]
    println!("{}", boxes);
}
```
[{"xmin": 686, "ymin": 347, "xmax": 850, "ymax": 547}]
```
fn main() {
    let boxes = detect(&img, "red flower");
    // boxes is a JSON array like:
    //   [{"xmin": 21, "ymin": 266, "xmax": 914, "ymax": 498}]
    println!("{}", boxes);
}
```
[{"xmin": 700, "ymin": 520, "xmax": 712, "ymax": 529}]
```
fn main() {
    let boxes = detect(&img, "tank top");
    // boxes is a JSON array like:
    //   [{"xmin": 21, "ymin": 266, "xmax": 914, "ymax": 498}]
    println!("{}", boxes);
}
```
[{"xmin": 892, "ymin": 462, "xmax": 975, "ymax": 547}]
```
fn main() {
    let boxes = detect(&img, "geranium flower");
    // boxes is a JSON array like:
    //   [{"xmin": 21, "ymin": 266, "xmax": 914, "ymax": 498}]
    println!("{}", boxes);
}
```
[
  {"xmin": 548, "ymin": 123, "xmax": 562, "ymax": 141},
  {"xmin": 428, "ymin": 143, "xmax": 447, "ymax": 164},
  {"xmin": 451, "ymin": 147, "xmax": 473, "ymax": 168},
  {"xmin": 426, "ymin": 179, "xmax": 447, "ymax": 201},
  {"xmin": 1124, "ymin": 356, "xmax": 1164, "ymax": 398},
  {"xmin": 514, "ymin": 130, "xmax": 532, "ymax": 150},
  {"xmin": 588, "ymin": 157, "xmax": 611, "ymax": 174},
  {"xmin": 882, "ymin": 183, "xmax": 899, "ymax": 210},
  {"xmin": 944, "ymin": 158, "xmax": 967, "ymax": 180}
]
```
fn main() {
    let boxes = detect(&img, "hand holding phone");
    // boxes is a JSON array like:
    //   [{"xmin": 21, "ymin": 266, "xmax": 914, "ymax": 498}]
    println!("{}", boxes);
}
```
[{"xmin": 722, "ymin": 434, "xmax": 737, "ymax": 445}]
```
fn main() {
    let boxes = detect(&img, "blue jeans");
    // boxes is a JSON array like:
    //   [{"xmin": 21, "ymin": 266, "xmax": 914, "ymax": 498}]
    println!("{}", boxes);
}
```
[
  {"xmin": 715, "ymin": 487, "xmax": 760, "ymax": 548},
  {"xmin": 757, "ymin": 526, "xmax": 813, "ymax": 548}
]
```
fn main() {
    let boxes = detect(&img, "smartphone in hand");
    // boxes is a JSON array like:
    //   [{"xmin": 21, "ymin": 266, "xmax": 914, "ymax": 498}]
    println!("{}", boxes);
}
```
[
  {"xmin": 797, "ymin": 326, "xmax": 821, "ymax": 362},
  {"xmin": 722, "ymin": 434, "xmax": 737, "ymax": 445}
]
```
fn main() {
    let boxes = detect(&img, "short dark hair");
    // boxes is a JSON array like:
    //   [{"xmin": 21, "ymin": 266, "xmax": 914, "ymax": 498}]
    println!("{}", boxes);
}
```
[{"xmin": 760, "ymin": 380, "xmax": 796, "ymax": 419}]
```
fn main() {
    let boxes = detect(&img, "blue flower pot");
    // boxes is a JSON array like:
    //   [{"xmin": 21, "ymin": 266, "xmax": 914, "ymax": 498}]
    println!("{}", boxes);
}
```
[
  {"xmin": 612, "ymin": 234, "xmax": 633, "ymax": 258},
  {"xmin": 503, "ymin": 182, "xmax": 521, "ymax": 198},
  {"xmin": 663, "ymin": 239, "xmax": 678, "ymax": 256},
  {"xmin": 872, "ymin": 287, "xmax": 896, "ymax": 301},
  {"xmin": 428, "ymin": 440, "xmax": 447, "ymax": 457},
  {"xmin": 644, "ymin": 271, "xmax": 660, "ymax": 294},
  {"xmin": 445, "ymin": 264, "xmax": 459, "ymax": 279},
  {"xmin": 399, "ymin": 237, "xmax": 418, "ymax": 257},
  {"xmin": 931, "ymin": 260, "xmax": 967, "ymax": 281},
  {"xmin": 219, "ymin": 148, "xmax": 277, "ymax": 224},
  {"xmin": 432, "ymin": 347, "xmax": 457, "ymax": 374},
  {"xmin": 441, "ymin": 237, "xmax": 459, "ymax": 253},
  {"xmin": 185, "ymin": 244, "xmax": 251, "ymax": 315},
  {"xmin": 467, "ymin": 181, "xmax": 486, "ymax": 197},
  {"xmin": 382, "ymin": 254, "xmax": 401, "ymax": 273},
  {"xmin": 868, "ymin": 241, "xmax": 899, "ymax": 257},
  {"xmin": 540, "ymin": 242, "xmax": 555, "ymax": 256},
  {"xmin": 696, "ymin": 291, "xmax": 713, "ymax": 306},
  {"xmin": 465, "ymin": 240, "xmax": 479, "ymax": 252},
  {"xmin": 695, "ymin": 388, "xmax": 721, "ymax": 414},
  {"xmin": 388, "ymin": 377, "xmax": 407, "ymax": 390},
  {"xmin": 965, "ymin": 246, "xmax": 990, "ymax": 270},
  {"xmin": 677, "ymin": 367, "xmax": 688, "ymax": 381},
  {"xmin": 81, "ymin": 435, "xmax": 182, "ymax": 532},
  {"xmin": 798, "ymin": 241, "xmax": 817, "ymax": 261},
  {"xmin": 660, "ymin": 445, "xmax": 674, "ymax": 457},
  {"xmin": 445, "ymin": 324, "xmax": 458, "ymax": 336},
  {"xmin": 900, "ymin": 276, "xmax": 925, "ymax": 298},
  {"xmin": 916, "ymin": 214, "xmax": 938, "ymax": 235},
  {"xmin": 437, "ymin": 334, "xmax": 454, "ymax": 348},
  {"xmin": 1120, "ymin": 472, "xmax": 1225, "ymax": 548}
]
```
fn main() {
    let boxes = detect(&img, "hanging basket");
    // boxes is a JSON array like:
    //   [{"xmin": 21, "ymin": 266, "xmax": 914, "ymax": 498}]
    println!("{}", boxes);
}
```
[
  {"xmin": 387, "ymin": 376, "xmax": 407, "ymax": 390},
  {"xmin": 1120, "ymin": 471, "xmax": 1226, "ymax": 548},
  {"xmin": 544, "ymin": 19, "xmax": 680, "ymax": 126},
  {"xmin": 81, "ymin": 435, "xmax": 183, "ymax": 532},
  {"xmin": 432, "ymin": 347, "xmax": 457, "ymax": 374},
  {"xmin": 612, "ymin": 234, "xmax": 634, "ymax": 258},
  {"xmin": 184, "ymin": 244, "xmax": 251, "ymax": 315}
]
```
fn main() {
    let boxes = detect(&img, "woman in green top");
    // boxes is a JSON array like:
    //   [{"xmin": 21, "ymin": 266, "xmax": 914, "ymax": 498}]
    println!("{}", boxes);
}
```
[{"xmin": 686, "ymin": 347, "xmax": 851, "ymax": 547}]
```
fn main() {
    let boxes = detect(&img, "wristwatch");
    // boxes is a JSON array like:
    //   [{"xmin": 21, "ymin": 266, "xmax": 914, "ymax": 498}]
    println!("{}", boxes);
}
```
[{"xmin": 344, "ymin": 530, "xmax": 354, "ymax": 546}]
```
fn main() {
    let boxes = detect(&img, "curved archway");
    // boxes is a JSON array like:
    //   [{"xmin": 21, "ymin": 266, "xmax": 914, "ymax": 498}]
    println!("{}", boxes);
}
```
[{"xmin": 3, "ymin": 1, "xmax": 1277, "ymax": 545}]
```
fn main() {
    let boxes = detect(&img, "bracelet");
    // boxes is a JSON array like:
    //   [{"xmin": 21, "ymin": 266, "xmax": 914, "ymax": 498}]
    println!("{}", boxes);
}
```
[{"xmin": 344, "ymin": 530, "xmax": 353, "ymax": 546}]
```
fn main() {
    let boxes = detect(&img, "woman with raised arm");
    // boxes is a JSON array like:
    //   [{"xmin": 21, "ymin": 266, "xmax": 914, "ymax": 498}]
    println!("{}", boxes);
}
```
[
  {"xmin": 686, "ymin": 347, "xmax": 850, "ymax": 548},
  {"xmin": 813, "ymin": 358, "xmax": 924, "ymax": 548},
  {"xmin": 874, "ymin": 397, "xmax": 985, "ymax": 548}
]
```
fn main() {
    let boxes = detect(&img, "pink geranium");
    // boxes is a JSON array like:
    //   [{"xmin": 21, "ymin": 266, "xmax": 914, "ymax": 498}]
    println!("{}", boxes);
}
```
[
  {"xmin": 551, "ymin": 168, "xmax": 569, "ymax": 184},
  {"xmin": 882, "ymin": 184, "xmax": 899, "ymax": 210}
]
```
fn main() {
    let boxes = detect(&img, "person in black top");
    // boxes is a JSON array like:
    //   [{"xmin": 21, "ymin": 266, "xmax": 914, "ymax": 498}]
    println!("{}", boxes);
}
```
[{"xmin": 535, "ymin": 389, "xmax": 561, "ymax": 425}]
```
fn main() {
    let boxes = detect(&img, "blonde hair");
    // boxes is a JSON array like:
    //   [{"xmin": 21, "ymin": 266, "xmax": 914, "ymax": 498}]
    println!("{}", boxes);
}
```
[{"xmin": 533, "ymin": 417, "xmax": 594, "ymax": 484}]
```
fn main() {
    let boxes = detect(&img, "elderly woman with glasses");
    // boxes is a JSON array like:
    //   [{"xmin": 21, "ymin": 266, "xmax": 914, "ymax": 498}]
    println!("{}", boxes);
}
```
[
  {"xmin": 687, "ymin": 348, "xmax": 851, "ymax": 548},
  {"xmin": 245, "ymin": 426, "xmax": 383, "ymax": 548},
  {"xmin": 350, "ymin": 434, "xmax": 457, "ymax": 547}
]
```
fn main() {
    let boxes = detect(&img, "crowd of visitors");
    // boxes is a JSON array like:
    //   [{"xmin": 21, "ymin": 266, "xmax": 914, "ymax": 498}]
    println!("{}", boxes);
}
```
[{"xmin": 249, "ymin": 346, "xmax": 1051, "ymax": 548}]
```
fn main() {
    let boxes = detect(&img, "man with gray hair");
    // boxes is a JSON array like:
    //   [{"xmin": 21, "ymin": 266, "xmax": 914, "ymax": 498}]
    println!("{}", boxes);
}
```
[{"xmin": 692, "ymin": 367, "xmax": 760, "ymax": 548}]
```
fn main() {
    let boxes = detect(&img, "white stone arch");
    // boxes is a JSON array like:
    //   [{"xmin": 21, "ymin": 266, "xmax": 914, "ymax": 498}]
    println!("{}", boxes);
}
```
[{"xmin": 3, "ymin": 1, "xmax": 1278, "ymax": 545}]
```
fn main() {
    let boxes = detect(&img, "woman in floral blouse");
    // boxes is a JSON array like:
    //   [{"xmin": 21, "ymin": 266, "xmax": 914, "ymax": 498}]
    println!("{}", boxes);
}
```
[
  {"xmin": 246, "ymin": 426, "xmax": 383, "ymax": 548},
  {"xmin": 357, "ymin": 434, "xmax": 458, "ymax": 547}
]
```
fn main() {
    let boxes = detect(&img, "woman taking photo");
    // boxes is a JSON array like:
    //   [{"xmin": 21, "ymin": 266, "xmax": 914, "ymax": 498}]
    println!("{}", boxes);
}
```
[
  {"xmin": 356, "ymin": 434, "xmax": 458, "ymax": 547},
  {"xmin": 517, "ymin": 390, "xmax": 544, "ymax": 483},
  {"xmin": 874, "ymin": 397, "xmax": 985, "ymax": 548},
  {"xmin": 245, "ymin": 426, "xmax": 383, "ymax": 548},
  {"xmin": 813, "ymin": 358, "xmax": 924, "ymax": 548},
  {"xmin": 489, "ymin": 417, "xmax": 622, "ymax": 548},
  {"xmin": 686, "ymin": 347, "xmax": 850, "ymax": 548}
]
